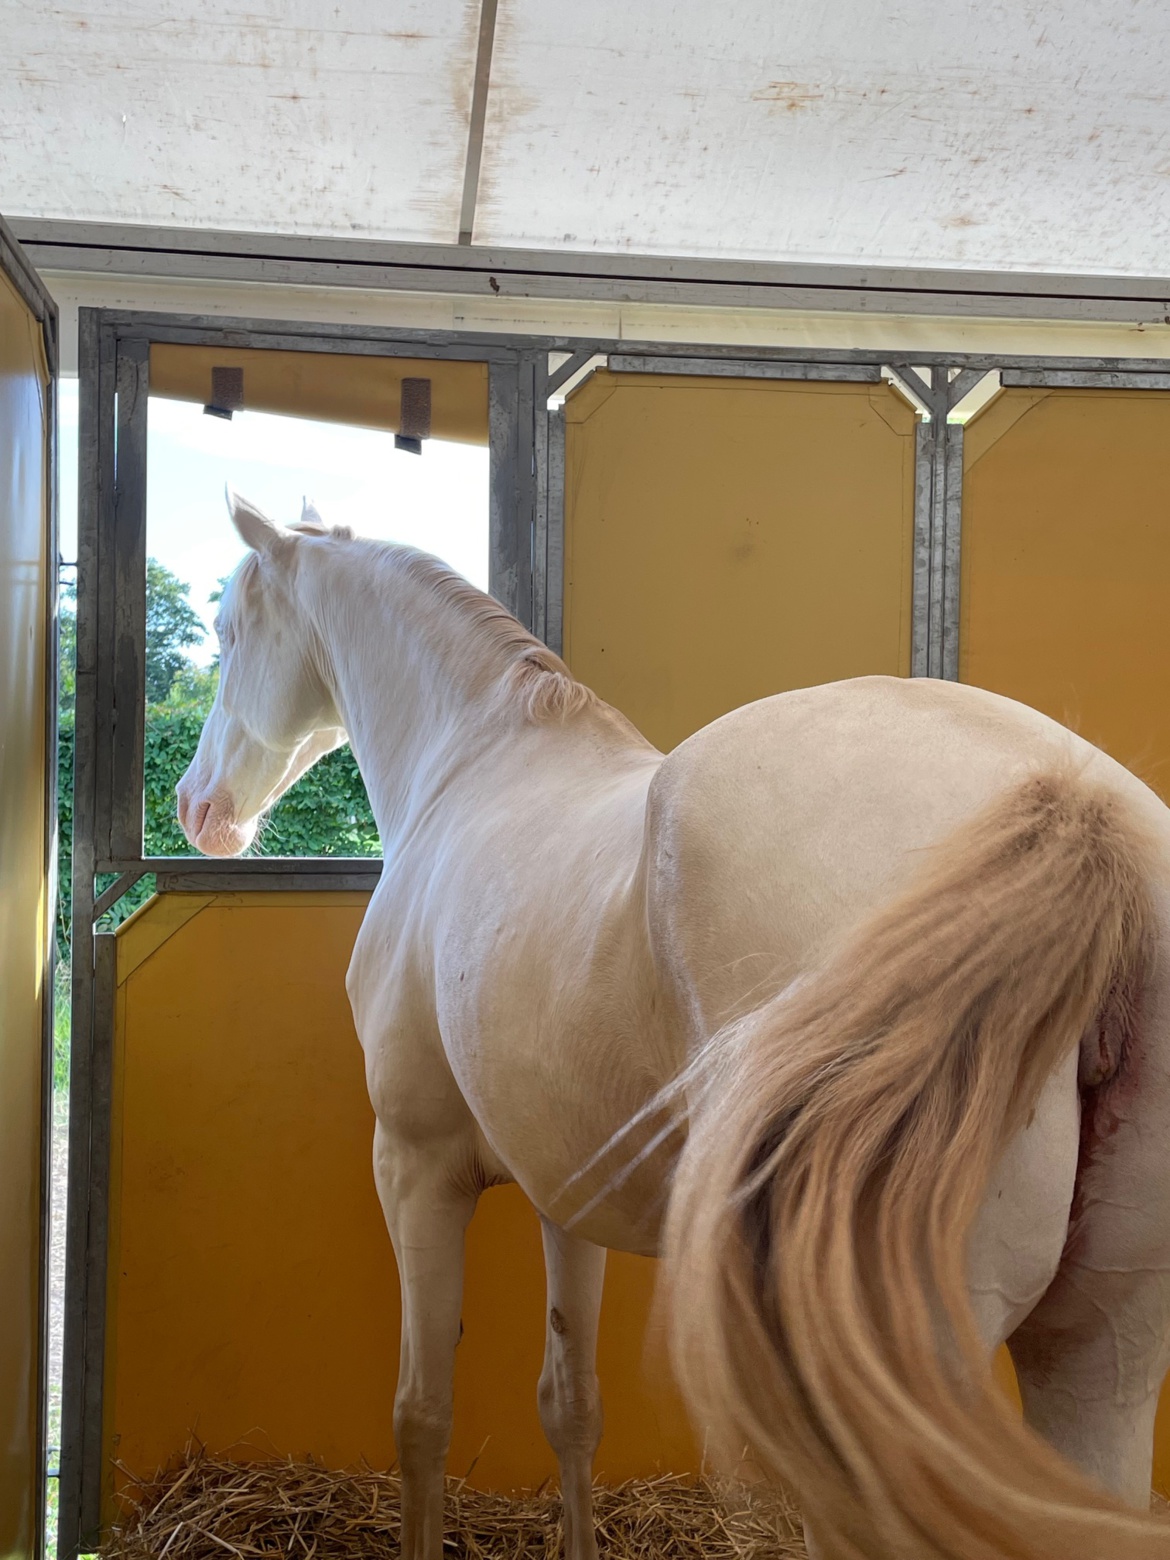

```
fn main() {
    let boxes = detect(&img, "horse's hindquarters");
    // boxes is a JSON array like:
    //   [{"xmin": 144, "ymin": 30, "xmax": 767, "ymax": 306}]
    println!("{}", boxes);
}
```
[
  {"xmin": 644, "ymin": 675, "xmax": 1170, "ymax": 1048},
  {"xmin": 661, "ymin": 755, "xmax": 1170, "ymax": 1560}
]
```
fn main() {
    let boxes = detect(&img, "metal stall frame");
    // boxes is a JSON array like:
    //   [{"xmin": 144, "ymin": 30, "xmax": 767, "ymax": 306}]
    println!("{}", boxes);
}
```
[
  {"xmin": 0, "ymin": 212, "xmax": 59, "ymax": 1560},
  {"xmin": 59, "ymin": 306, "xmax": 1170, "ymax": 1558}
]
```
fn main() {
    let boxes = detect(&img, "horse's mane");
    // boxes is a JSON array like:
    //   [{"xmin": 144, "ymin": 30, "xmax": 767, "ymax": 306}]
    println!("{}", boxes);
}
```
[{"xmin": 290, "ymin": 518, "xmax": 599, "ymax": 725}]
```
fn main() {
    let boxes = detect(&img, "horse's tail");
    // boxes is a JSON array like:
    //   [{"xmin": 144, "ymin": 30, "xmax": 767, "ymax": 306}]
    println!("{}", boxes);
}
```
[{"xmin": 664, "ymin": 770, "xmax": 1167, "ymax": 1560}]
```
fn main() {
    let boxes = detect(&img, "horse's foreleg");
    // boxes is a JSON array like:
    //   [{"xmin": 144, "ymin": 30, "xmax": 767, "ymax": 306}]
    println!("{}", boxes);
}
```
[
  {"xmin": 375, "ymin": 1129, "xmax": 477, "ymax": 1560},
  {"xmin": 538, "ymin": 1218, "xmax": 606, "ymax": 1560}
]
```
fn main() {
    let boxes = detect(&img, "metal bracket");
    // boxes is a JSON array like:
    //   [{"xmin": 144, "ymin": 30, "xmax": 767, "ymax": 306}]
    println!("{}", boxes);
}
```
[
  {"xmin": 546, "ymin": 349, "xmax": 600, "ymax": 399},
  {"xmin": 395, "ymin": 376, "xmax": 432, "ymax": 454}
]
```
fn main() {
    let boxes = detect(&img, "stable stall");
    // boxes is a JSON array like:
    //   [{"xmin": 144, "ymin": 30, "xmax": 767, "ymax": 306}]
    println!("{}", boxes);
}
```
[{"xmin": 5, "ymin": 4, "xmax": 1170, "ymax": 1557}]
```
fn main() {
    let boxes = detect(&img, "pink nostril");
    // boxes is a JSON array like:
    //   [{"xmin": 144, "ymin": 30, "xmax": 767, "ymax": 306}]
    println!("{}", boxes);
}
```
[{"xmin": 192, "ymin": 800, "xmax": 211, "ymax": 840}]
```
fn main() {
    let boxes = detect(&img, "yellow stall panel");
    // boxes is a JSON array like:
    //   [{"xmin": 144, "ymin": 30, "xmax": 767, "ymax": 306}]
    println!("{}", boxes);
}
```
[
  {"xmin": 962, "ymin": 387, "xmax": 1170, "ymax": 793},
  {"xmin": 102, "ymin": 893, "xmax": 693, "ymax": 1523},
  {"xmin": 0, "ymin": 263, "xmax": 51, "ymax": 1560},
  {"xmin": 961, "ymin": 385, "xmax": 1170, "ymax": 1492},
  {"xmin": 563, "ymin": 371, "xmax": 917, "ymax": 751}
]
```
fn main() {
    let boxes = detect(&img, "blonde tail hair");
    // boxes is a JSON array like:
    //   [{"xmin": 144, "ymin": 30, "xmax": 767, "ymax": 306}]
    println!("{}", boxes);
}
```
[{"xmin": 664, "ymin": 772, "xmax": 1167, "ymax": 1560}]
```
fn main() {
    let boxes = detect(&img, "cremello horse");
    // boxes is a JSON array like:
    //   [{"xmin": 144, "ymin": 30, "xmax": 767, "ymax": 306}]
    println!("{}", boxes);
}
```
[{"xmin": 177, "ymin": 494, "xmax": 1170, "ymax": 1560}]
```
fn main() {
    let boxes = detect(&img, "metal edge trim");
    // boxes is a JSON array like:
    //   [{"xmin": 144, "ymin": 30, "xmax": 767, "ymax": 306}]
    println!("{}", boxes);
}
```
[
  {"xmin": 608, "ymin": 355, "xmax": 882, "ymax": 382},
  {"xmin": 103, "ymin": 857, "xmax": 384, "ymax": 877},
  {"xmin": 13, "ymin": 217, "xmax": 1170, "ymax": 310},
  {"xmin": 0, "ymin": 212, "xmax": 59, "ymax": 349},
  {"xmin": 1000, "ymin": 368, "xmax": 1170, "ymax": 389}
]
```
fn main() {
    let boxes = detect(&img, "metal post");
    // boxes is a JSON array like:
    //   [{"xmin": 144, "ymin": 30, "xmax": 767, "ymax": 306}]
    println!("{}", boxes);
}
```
[
  {"xmin": 532, "ymin": 358, "xmax": 551, "ymax": 646},
  {"xmin": 545, "ymin": 408, "xmax": 566, "ymax": 658},
  {"xmin": 58, "ymin": 315, "xmax": 116, "ymax": 1560},
  {"xmin": 488, "ymin": 358, "xmax": 522, "ymax": 624},
  {"xmin": 906, "ymin": 366, "xmax": 988, "ymax": 682},
  {"xmin": 488, "ymin": 351, "xmax": 541, "ymax": 634},
  {"xmin": 941, "ymin": 418, "xmax": 965, "ymax": 683},
  {"xmin": 911, "ymin": 415, "xmax": 936, "ymax": 678},
  {"xmin": 108, "ymin": 341, "xmax": 149, "ymax": 861}
]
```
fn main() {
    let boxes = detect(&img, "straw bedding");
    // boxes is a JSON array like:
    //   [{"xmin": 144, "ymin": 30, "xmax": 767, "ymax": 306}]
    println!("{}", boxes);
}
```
[{"xmin": 102, "ymin": 1448, "xmax": 809, "ymax": 1560}]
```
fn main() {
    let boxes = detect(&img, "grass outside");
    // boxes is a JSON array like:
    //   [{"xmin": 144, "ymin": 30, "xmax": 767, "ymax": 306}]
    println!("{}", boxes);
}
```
[{"xmin": 45, "ymin": 961, "xmax": 70, "ymax": 1558}]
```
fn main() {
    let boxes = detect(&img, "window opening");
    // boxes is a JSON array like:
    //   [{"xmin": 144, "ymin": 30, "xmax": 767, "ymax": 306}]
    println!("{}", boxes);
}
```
[{"xmin": 142, "ymin": 395, "xmax": 489, "ymax": 860}]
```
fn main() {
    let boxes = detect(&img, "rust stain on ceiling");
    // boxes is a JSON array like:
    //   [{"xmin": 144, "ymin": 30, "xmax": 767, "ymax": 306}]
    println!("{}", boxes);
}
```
[{"xmin": 752, "ymin": 80, "xmax": 826, "ymax": 111}]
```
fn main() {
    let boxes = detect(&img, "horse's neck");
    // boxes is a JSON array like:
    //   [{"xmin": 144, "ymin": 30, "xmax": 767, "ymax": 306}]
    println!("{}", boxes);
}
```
[{"xmin": 302, "ymin": 546, "xmax": 502, "ymax": 838}]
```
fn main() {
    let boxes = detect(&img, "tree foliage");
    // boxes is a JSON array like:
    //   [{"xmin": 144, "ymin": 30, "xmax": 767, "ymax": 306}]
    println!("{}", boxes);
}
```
[
  {"xmin": 57, "ymin": 559, "xmax": 380, "ymax": 959},
  {"xmin": 145, "ymin": 558, "xmax": 208, "ymax": 703}
]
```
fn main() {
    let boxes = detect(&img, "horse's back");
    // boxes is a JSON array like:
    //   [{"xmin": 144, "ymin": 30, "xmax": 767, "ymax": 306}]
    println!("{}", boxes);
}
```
[{"xmin": 646, "ymin": 674, "xmax": 1170, "ymax": 1041}]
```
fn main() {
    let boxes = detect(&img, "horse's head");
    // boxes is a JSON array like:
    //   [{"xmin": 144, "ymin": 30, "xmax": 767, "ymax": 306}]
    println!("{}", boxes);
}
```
[{"xmin": 176, "ymin": 491, "xmax": 346, "ymax": 856}]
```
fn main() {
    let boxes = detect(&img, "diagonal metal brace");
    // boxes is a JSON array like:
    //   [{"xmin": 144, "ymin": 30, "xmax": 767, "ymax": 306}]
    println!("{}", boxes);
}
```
[
  {"xmin": 92, "ymin": 869, "xmax": 146, "ymax": 920},
  {"xmin": 545, "ymin": 349, "xmax": 600, "ymax": 398}
]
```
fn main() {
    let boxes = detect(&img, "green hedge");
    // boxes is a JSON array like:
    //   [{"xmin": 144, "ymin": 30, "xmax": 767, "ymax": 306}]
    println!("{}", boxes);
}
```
[
  {"xmin": 57, "ymin": 683, "xmax": 380, "ymax": 959},
  {"xmin": 58, "ymin": 702, "xmax": 380, "ymax": 954},
  {"xmin": 56, "ymin": 562, "xmax": 382, "ymax": 961},
  {"xmin": 141, "ymin": 691, "xmax": 380, "ymax": 859}
]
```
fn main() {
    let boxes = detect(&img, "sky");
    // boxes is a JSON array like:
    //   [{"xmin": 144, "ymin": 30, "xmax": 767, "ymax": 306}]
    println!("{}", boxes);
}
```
[{"xmin": 57, "ymin": 380, "xmax": 490, "ymax": 665}]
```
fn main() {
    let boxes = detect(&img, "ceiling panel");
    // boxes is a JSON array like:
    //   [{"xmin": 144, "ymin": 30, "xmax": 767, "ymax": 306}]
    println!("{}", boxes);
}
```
[
  {"xmin": 0, "ymin": 0, "xmax": 480, "ymax": 242},
  {"xmin": 3, "ymin": 0, "xmax": 1169, "ymax": 275},
  {"xmin": 474, "ymin": 0, "xmax": 1170, "ymax": 275}
]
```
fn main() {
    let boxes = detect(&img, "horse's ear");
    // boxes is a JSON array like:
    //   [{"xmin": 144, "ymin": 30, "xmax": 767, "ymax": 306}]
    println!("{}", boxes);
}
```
[
  {"xmin": 226, "ymin": 488, "xmax": 292, "ymax": 558},
  {"xmin": 300, "ymin": 497, "xmax": 325, "ymax": 529}
]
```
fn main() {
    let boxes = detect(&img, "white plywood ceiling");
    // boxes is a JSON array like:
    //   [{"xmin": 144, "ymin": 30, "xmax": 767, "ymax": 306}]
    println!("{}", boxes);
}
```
[
  {"xmin": 3, "ymin": 0, "xmax": 1170, "ymax": 276},
  {"xmin": 2, "ymin": 0, "xmax": 482, "ymax": 243}
]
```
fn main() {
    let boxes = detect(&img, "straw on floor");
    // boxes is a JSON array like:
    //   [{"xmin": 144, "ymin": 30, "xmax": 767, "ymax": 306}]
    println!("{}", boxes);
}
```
[{"xmin": 103, "ymin": 1448, "xmax": 809, "ymax": 1560}]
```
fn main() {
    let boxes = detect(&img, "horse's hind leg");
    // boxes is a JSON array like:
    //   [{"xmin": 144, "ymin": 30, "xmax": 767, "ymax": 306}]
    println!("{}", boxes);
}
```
[
  {"xmin": 810, "ymin": 1048, "xmax": 1084, "ymax": 1560},
  {"xmin": 538, "ymin": 1218, "xmax": 606, "ymax": 1560},
  {"xmin": 1009, "ymin": 969, "xmax": 1170, "ymax": 1508},
  {"xmin": 1009, "ymin": 1202, "xmax": 1170, "ymax": 1505},
  {"xmin": 1012, "ymin": 1288, "xmax": 1167, "ymax": 1509},
  {"xmin": 374, "ymin": 1125, "xmax": 477, "ymax": 1560}
]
